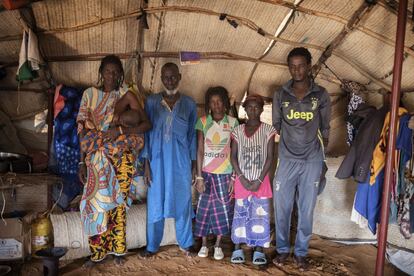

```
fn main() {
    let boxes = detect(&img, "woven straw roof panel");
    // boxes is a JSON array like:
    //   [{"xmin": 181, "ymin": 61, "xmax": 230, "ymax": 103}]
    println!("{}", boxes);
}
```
[
  {"xmin": 48, "ymin": 61, "xmax": 100, "ymax": 87},
  {"xmin": 324, "ymin": 57, "xmax": 372, "ymax": 87},
  {"xmin": 143, "ymin": 13, "xmax": 161, "ymax": 52},
  {"xmin": 141, "ymin": 58, "xmax": 255, "ymax": 103},
  {"xmin": 31, "ymin": 0, "xmax": 139, "ymax": 31},
  {"xmin": 403, "ymin": 92, "xmax": 414, "ymax": 111},
  {"xmin": 0, "ymin": 40, "xmax": 20, "ymax": 62},
  {"xmin": 314, "ymin": 77, "xmax": 343, "ymax": 94},
  {"xmin": 263, "ymin": 40, "xmax": 323, "ymax": 64},
  {"xmin": 152, "ymin": 12, "xmax": 268, "ymax": 57},
  {"xmin": 0, "ymin": 10, "xmax": 22, "ymax": 37},
  {"xmin": 337, "ymin": 30, "xmax": 404, "ymax": 84},
  {"xmin": 394, "ymin": 55, "xmax": 414, "ymax": 89},
  {"xmin": 248, "ymin": 65, "xmax": 291, "ymax": 98},
  {"xmin": 39, "ymin": 18, "xmax": 139, "ymax": 57},
  {"xmin": 302, "ymin": 0, "xmax": 366, "ymax": 19},
  {"xmin": 169, "ymin": 0, "xmax": 291, "ymax": 32},
  {"xmin": 0, "ymin": 90, "xmax": 47, "ymax": 119},
  {"xmin": 361, "ymin": 5, "xmax": 414, "ymax": 47},
  {"xmin": 279, "ymin": 14, "xmax": 344, "ymax": 47},
  {"xmin": 145, "ymin": 1, "xmax": 290, "ymax": 58}
]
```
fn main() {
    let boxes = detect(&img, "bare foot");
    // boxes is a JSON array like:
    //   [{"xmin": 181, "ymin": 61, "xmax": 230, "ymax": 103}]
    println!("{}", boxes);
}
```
[
  {"xmin": 179, "ymin": 246, "xmax": 197, "ymax": 258},
  {"xmin": 138, "ymin": 249, "xmax": 156, "ymax": 259},
  {"xmin": 113, "ymin": 256, "xmax": 126, "ymax": 267},
  {"xmin": 81, "ymin": 259, "xmax": 96, "ymax": 270}
]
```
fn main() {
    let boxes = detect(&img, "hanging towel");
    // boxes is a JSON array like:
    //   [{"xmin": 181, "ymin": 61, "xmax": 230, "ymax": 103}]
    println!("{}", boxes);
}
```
[{"xmin": 17, "ymin": 28, "xmax": 43, "ymax": 81}]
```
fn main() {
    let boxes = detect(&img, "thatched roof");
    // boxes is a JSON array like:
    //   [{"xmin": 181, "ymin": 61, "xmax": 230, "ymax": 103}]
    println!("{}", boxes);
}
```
[{"xmin": 0, "ymin": 0, "xmax": 414, "ymax": 152}]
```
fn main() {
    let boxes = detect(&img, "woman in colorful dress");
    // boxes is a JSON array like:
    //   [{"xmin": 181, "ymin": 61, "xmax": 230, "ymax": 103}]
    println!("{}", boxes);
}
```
[
  {"xmin": 77, "ymin": 55, "xmax": 151, "ymax": 267},
  {"xmin": 194, "ymin": 86, "xmax": 238, "ymax": 260}
]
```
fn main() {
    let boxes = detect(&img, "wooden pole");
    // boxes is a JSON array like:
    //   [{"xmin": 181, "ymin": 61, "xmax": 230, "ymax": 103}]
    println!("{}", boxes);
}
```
[
  {"xmin": 46, "ymin": 88, "xmax": 54, "ymax": 209},
  {"xmin": 375, "ymin": 0, "xmax": 407, "ymax": 275}
]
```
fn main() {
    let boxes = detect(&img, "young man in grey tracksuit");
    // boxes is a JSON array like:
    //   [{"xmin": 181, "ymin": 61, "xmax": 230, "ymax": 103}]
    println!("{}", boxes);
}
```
[{"xmin": 272, "ymin": 47, "xmax": 331, "ymax": 271}]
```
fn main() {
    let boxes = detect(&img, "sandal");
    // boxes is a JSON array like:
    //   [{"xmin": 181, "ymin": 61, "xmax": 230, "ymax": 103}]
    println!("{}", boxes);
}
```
[
  {"xmin": 230, "ymin": 249, "xmax": 245, "ymax": 264},
  {"xmin": 252, "ymin": 251, "xmax": 267, "ymax": 265}
]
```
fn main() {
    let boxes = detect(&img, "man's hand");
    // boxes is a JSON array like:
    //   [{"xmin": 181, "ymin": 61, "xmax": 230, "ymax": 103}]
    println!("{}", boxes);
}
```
[
  {"xmin": 323, "ymin": 137, "xmax": 329, "ymax": 148},
  {"xmin": 191, "ymin": 162, "xmax": 197, "ymax": 184},
  {"xmin": 78, "ymin": 164, "xmax": 87, "ymax": 185},
  {"xmin": 144, "ymin": 161, "xmax": 152, "ymax": 187}
]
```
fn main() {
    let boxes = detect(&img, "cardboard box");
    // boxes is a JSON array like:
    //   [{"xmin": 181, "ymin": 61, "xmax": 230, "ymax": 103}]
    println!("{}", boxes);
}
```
[{"xmin": 0, "ymin": 217, "xmax": 31, "ymax": 261}]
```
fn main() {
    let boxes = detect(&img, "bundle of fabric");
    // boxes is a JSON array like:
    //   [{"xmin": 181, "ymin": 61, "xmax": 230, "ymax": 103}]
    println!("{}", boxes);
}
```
[{"xmin": 51, "ymin": 85, "xmax": 84, "ymax": 209}]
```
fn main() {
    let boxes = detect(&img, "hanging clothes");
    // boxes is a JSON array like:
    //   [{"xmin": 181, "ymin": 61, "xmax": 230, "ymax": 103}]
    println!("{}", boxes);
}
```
[
  {"xmin": 52, "ymin": 85, "xmax": 84, "ymax": 209},
  {"xmin": 16, "ymin": 28, "xmax": 43, "ymax": 82},
  {"xmin": 351, "ymin": 109, "xmax": 408, "ymax": 235},
  {"xmin": 341, "ymin": 80, "xmax": 366, "ymax": 145},
  {"xmin": 336, "ymin": 106, "xmax": 388, "ymax": 183},
  {"xmin": 394, "ymin": 114, "xmax": 413, "ymax": 238}
]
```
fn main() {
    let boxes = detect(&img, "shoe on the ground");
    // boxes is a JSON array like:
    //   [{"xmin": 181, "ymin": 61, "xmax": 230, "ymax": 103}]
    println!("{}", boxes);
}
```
[
  {"xmin": 198, "ymin": 246, "xmax": 209, "ymax": 258},
  {"xmin": 293, "ymin": 255, "xmax": 308, "ymax": 271},
  {"xmin": 272, "ymin": 253, "xmax": 289, "ymax": 267},
  {"xmin": 213, "ymin": 247, "xmax": 224, "ymax": 260}
]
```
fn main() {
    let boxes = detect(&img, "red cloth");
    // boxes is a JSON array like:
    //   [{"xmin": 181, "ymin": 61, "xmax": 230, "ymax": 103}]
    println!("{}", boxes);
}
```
[
  {"xmin": 54, "ymin": 84, "xmax": 65, "ymax": 118},
  {"xmin": 234, "ymin": 174, "xmax": 272, "ymax": 199}
]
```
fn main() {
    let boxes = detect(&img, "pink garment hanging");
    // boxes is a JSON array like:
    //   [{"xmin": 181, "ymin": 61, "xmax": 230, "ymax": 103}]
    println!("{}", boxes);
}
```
[{"xmin": 54, "ymin": 84, "xmax": 65, "ymax": 118}]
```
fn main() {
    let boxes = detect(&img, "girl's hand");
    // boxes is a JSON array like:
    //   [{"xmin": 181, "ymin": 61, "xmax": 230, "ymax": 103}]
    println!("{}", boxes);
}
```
[
  {"xmin": 250, "ymin": 180, "xmax": 261, "ymax": 192},
  {"xmin": 228, "ymin": 178, "xmax": 234, "ymax": 194},
  {"xmin": 240, "ymin": 176, "xmax": 251, "ymax": 191},
  {"xmin": 196, "ymin": 179, "xmax": 205, "ymax": 193}
]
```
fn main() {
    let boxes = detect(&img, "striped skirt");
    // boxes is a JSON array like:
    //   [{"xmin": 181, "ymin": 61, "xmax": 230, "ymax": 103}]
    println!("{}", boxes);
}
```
[{"xmin": 194, "ymin": 172, "xmax": 234, "ymax": 237}]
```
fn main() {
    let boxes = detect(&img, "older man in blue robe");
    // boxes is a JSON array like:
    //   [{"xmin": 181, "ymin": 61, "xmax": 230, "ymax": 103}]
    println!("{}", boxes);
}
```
[{"xmin": 141, "ymin": 62, "xmax": 197, "ymax": 257}]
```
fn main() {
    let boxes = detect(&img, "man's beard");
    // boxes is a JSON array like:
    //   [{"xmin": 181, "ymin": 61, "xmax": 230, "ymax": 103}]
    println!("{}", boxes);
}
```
[{"xmin": 163, "ymin": 84, "xmax": 179, "ymax": 95}]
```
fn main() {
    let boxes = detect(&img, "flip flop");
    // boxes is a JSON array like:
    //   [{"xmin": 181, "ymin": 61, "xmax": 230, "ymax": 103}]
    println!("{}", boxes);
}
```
[
  {"xmin": 252, "ymin": 251, "xmax": 267, "ymax": 265},
  {"xmin": 230, "ymin": 249, "xmax": 245, "ymax": 264}
]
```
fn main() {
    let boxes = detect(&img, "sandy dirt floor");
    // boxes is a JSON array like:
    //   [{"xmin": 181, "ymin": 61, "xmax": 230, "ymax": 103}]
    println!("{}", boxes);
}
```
[{"xmin": 18, "ymin": 235, "xmax": 406, "ymax": 276}]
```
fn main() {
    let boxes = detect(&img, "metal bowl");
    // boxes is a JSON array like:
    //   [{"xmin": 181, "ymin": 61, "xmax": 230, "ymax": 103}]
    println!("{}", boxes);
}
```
[
  {"xmin": 0, "ymin": 152, "xmax": 32, "ymax": 173},
  {"xmin": 0, "ymin": 265, "xmax": 11, "ymax": 276},
  {"xmin": 0, "ymin": 152, "xmax": 27, "ymax": 161}
]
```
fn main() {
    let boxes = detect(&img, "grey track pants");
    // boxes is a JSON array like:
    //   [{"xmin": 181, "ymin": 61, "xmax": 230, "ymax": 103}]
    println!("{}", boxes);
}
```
[{"xmin": 273, "ymin": 159, "xmax": 323, "ymax": 257}]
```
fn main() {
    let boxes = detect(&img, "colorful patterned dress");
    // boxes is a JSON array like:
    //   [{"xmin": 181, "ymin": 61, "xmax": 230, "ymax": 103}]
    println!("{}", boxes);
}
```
[{"xmin": 76, "ymin": 86, "xmax": 143, "ymax": 261}]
